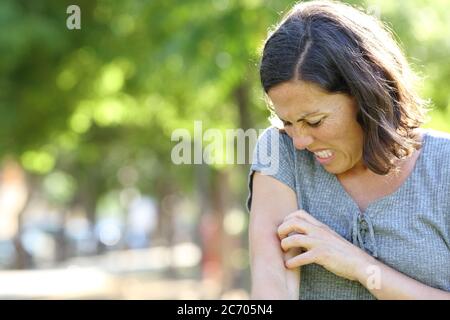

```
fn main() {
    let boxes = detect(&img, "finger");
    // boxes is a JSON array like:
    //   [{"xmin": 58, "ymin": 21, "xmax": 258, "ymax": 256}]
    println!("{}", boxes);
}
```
[
  {"xmin": 284, "ymin": 210, "xmax": 325, "ymax": 227},
  {"xmin": 285, "ymin": 215, "xmax": 336, "ymax": 238},
  {"xmin": 280, "ymin": 234, "xmax": 315, "ymax": 252},
  {"xmin": 284, "ymin": 210, "xmax": 324, "ymax": 227},
  {"xmin": 285, "ymin": 250, "xmax": 317, "ymax": 269},
  {"xmin": 277, "ymin": 218, "xmax": 314, "ymax": 239}
]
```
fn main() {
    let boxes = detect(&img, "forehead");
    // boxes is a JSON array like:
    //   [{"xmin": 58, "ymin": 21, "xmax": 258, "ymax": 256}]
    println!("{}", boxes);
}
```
[{"xmin": 267, "ymin": 80, "xmax": 347, "ymax": 116}]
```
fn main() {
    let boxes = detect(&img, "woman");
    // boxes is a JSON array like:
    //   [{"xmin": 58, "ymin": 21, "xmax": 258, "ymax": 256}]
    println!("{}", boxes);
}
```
[{"xmin": 247, "ymin": 0, "xmax": 450, "ymax": 299}]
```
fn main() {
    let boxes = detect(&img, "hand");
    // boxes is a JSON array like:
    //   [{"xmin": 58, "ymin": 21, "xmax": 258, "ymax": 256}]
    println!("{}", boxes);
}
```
[{"xmin": 277, "ymin": 210, "xmax": 373, "ymax": 282}]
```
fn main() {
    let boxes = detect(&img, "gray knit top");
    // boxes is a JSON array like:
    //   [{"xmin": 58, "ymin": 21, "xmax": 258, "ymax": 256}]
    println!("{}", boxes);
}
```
[{"xmin": 247, "ymin": 126, "xmax": 450, "ymax": 299}]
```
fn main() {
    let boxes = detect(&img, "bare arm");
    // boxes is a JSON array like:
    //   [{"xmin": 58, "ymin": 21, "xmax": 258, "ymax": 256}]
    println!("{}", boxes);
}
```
[
  {"xmin": 355, "ymin": 254, "xmax": 450, "ymax": 300},
  {"xmin": 249, "ymin": 172, "xmax": 300, "ymax": 299},
  {"xmin": 277, "ymin": 209, "xmax": 450, "ymax": 300}
]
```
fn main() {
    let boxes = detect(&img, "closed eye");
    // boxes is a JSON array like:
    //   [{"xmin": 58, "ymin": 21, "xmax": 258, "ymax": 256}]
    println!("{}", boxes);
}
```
[
  {"xmin": 307, "ymin": 118, "xmax": 324, "ymax": 128},
  {"xmin": 281, "ymin": 117, "xmax": 324, "ymax": 128}
]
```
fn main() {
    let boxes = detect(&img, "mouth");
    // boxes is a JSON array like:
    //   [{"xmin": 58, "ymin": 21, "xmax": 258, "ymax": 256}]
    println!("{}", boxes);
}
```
[{"xmin": 311, "ymin": 149, "xmax": 335, "ymax": 165}]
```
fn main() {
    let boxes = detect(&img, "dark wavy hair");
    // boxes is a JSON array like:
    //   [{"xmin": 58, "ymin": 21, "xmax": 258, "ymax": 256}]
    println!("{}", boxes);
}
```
[{"xmin": 260, "ymin": 0, "xmax": 429, "ymax": 175}]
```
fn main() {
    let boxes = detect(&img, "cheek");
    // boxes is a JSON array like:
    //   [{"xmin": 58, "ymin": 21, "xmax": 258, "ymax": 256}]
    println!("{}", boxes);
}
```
[
  {"xmin": 325, "ymin": 115, "xmax": 362, "ymax": 142},
  {"xmin": 317, "ymin": 121, "xmax": 362, "ymax": 158},
  {"xmin": 316, "ymin": 121, "xmax": 344, "ymax": 141}
]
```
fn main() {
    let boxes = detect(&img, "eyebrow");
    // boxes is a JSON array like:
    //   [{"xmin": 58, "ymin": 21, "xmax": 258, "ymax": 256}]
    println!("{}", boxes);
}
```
[{"xmin": 278, "ymin": 110, "xmax": 322, "ymax": 123}]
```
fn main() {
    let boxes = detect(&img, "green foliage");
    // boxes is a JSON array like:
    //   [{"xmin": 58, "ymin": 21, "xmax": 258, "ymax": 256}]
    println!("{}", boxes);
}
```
[{"xmin": 1, "ymin": 0, "xmax": 449, "ymax": 210}]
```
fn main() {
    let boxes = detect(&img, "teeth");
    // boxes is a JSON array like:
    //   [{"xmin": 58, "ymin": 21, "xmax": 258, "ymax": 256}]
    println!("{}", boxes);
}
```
[{"xmin": 314, "ymin": 150, "xmax": 332, "ymax": 159}]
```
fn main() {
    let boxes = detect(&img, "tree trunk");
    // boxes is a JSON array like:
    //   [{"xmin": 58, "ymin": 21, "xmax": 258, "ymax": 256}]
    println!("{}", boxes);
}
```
[{"xmin": 233, "ymin": 80, "xmax": 254, "ymax": 292}]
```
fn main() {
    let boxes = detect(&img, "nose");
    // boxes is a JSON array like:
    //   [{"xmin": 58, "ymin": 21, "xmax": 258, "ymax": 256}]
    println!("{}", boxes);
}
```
[{"xmin": 292, "ymin": 127, "xmax": 313, "ymax": 150}]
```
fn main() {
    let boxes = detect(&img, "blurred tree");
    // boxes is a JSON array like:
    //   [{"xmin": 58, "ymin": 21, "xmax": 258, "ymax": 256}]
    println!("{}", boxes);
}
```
[{"xmin": 0, "ymin": 0, "xmax": 449, "ymax": 294}]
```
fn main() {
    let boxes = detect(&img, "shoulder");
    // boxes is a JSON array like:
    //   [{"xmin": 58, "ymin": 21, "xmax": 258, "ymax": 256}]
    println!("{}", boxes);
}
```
[
  {"xmin": 422, "ymin": 128, "xmax": 450, "ymax": 157},
  {"xmin": 256, "ymin": 126, "xmax": 292, "ymax": 147},
  {"xmin": 254, "ymin": 126, "xmax": 295, "ymax": 159},
  {"xmin": 423, "ymin": 128, "xmax": 450, "ymax": 144},
  {"xmin": 254, "ymin": 126, "xmax": 316, "ymax": 174},
  {"xmin": 420, "ymin": 128, "xmax": 450, "ymax": 178}
]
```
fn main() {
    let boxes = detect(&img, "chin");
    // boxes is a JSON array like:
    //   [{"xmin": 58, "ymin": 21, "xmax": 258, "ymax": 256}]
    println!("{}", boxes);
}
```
[
  {"xmin": 325, "ymin": 169, "xmax": 341, "ymax": 175},
  {"xmin": 322, "ymin": 164, "xmax": 348, "ymax": 175},
  {"xmin": 322, "ymin": 165, "xmax": 338, "ymax": 174}
]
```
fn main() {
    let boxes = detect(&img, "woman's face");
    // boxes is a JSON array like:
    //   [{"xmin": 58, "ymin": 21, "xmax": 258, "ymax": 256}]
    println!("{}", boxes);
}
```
[{"xmin": 267, "ymin": 80, "xmax": 365, "ymax": 175}]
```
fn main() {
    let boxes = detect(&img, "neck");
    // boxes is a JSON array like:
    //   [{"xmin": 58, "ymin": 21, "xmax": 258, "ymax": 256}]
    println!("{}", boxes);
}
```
[{"xmin": 340, "ymin": 128, "xmax": 424, "ymax": 180}]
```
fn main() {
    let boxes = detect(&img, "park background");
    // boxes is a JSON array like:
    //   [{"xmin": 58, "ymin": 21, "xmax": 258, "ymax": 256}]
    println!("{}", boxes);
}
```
[{"xmin": 0, "ymin": 0, "xmax": 449, "ymax": 299}]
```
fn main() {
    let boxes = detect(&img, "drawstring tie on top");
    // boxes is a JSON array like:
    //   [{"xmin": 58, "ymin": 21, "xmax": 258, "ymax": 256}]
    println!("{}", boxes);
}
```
[{"xmin": 351, "ymin": 212, "xmax": 378, "ymax": 258}]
